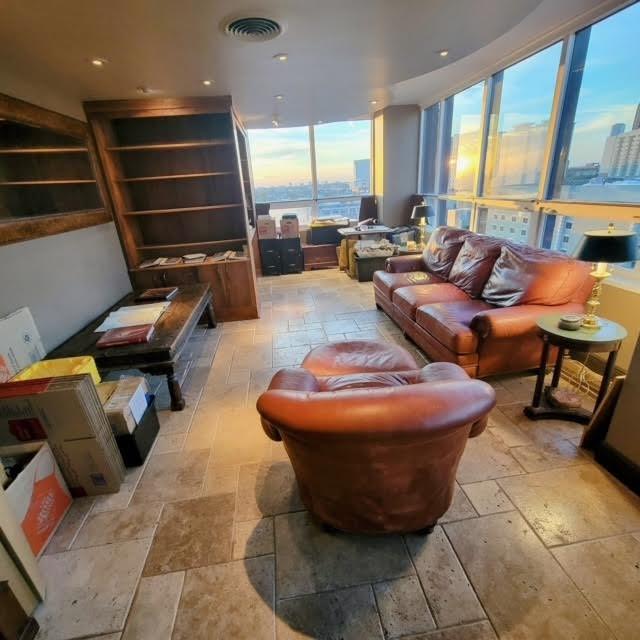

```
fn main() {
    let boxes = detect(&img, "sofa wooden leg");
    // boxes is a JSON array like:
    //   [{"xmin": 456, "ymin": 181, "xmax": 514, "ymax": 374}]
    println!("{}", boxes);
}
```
[
  {"xmin": 376, "ymin": 303, "xmax": 383, "ymax": 310},
  {"xmin": 414, "ymin": 524, "xmax": 435, "ymax": 535}
]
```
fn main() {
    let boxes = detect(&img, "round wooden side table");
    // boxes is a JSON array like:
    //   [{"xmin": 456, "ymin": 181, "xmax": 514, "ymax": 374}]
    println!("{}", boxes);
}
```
[{"xmin": 524, "ymin": 313, "xmax": 627, "ymax": 424}]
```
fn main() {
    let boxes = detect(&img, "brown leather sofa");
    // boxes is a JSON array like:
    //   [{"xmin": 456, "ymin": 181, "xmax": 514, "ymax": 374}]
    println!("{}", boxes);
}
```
[
  {"xmin": 374, "ymin": 227, "xmax": 593, "ymax": 377},
  {"xmin": 257, "ymin": 362, "xmax": 496, "ymax": 534}
]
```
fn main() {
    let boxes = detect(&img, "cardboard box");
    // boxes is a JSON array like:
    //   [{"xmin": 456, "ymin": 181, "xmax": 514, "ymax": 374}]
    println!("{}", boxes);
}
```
[
  {"xmin": 100, "ymin": 377, "xmax": 149, "ymax": 436},
  {"xmin": 280, "ymin": 215, "xmax": 299, "ymax": 238},
  {"xmin": 0, "ymin": 308, "xmax": 46, "ymax": 383},
  {"xmin": 257, "ymin": 215, "xmax": 277, "ymax": 239},
  {"xmin": 2, "ymin": 442, "xmax": 72, "ymax": 557},
  {"xmin": 0, "ymin": 375, "xmax": 124, "ymax": 496}
]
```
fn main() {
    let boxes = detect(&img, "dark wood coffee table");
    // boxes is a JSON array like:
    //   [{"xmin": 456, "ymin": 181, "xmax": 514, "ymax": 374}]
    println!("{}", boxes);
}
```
[{"xmin": 49, "ymin": 284, "xmax": 216, "ymax": 411}]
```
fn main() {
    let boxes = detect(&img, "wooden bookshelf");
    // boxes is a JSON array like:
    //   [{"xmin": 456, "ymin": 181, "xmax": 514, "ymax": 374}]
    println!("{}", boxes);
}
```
[
  {"xmin": 0, "ymin": 92, "xmax": 110, "ymax": 246},
  {"xmin": 84, "ymin": 96, "xmax": 259, "ymax": 321}
]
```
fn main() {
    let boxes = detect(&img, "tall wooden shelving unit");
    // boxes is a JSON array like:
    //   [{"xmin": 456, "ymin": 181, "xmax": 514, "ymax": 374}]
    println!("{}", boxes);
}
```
[{"xmin": 84, "ymin": 96, "xmax": 259, "ymax": 321}]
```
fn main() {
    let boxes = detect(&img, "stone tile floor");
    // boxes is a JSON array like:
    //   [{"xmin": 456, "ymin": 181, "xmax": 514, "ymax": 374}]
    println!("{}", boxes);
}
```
[{"xmin": 35, "ymin": 269, "xmax": 640, "ymax": 640}]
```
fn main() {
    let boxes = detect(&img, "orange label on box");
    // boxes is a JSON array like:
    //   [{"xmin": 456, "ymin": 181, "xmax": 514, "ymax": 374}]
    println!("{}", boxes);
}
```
[{"xmin": 21, "ymin": 473, "xmax": 72, "ymax": 555}]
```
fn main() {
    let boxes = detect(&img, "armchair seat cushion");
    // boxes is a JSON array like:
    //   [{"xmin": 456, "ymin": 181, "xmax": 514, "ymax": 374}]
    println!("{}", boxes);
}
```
[
  {"xmin": 302, "ymin": 339, "xmax": 419, "ymax": 376},
  {"xmin": 373, "ymin": 270, "xmax": 445, "ymax": 301},
  {"xmin": 416, "ymin": 300, "xmax": 494, "ymax": 355},
  {"xmin": 393, "ymin": 283, "xmax": 469, "ymax": 319}
]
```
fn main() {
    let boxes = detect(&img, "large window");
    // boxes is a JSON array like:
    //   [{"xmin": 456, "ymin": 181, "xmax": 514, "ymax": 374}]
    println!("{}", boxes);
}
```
[
  {"xmin": 248, "ymin": 126, "xmax": 313, "ymax": 203},
  {"xmin": 484, "ymin": 43, "xmax": 562, "ymax": 197},
  {"xmin": 248, "ymin": 119, "xmax": 371, "ymax": 224},
  {"xmin": 314, "ymin": 121, "xmax": 371, "ymax": 198},
  {"xmin": 442, "ymin": 82, "xmax": 485, "ymax": 195},
  {"xmin": 416, "ymin": 2, "xmax": 640, "ymax": 288},
  {"xmin": 551, "ymin": 3, "xmax": 640, "ymax": 203}
]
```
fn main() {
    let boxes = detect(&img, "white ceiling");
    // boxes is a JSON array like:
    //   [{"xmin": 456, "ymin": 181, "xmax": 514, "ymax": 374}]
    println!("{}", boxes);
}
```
[{"xmin": 0, "ymin": 0, "xmax": 624, "ymax": 127}]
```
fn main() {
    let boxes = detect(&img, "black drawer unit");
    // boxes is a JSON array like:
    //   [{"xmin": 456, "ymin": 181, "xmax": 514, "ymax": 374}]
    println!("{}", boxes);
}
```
[
  {"xmin": 259, "ymin": 239, "xmax": 282, "ymax": 276},
  {"xmin": 280, "ymin": 238, "xmax": 303, "ymax": 274}
]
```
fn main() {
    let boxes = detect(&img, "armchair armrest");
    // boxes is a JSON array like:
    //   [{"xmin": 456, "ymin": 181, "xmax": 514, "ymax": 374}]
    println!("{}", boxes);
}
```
[
  {"xmin": 257, "ymin": 379, "xmax": 495, "ymax": 440},
  {"xmin": 385, "ymin": 255, "xmax": 425, "ymax": 273},
  {"xmin": 471, "ymin": 303, "xmax": 584, "ymax": 340}
]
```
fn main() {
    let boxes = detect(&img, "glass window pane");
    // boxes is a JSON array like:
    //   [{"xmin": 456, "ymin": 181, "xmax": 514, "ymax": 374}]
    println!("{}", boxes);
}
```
[
  {"xmin": 269, "ymin": 203, "xmax": 314, "ymax": 226},
  {"xmin": 317, "ymin": 198, "xmax": 361, "ymax": 221},
  {"xmin": 444, "ymin": 200, "xmax": 473, "ymax": 230},
  {"xmin": 424, "ymin": 196, "xmax": 446, "ymax": 230},
  {"xmin": 443, "ymin": 82, "xmax": 485, "ymax": 195},
  {"xmin": 552, "ymin": 3, "xmax": 640, "ymax": 203},
  {"xmin": 476, "ymin": 207, "xmax": 537, "ymax": 244},
  {"xmin": 420, "ymin": 103, "xmax": 440, "ymax": 193},
  {"xmin": 314, "ymin": 120, "xmax": 371, "ymax": 199},
  {"xmin": 248, "ymin": 126, "xmax": 313, "ymax": 203},
  {"xmin": 484, "ymin": 43, "xmax": 562, "ymax": 197}
]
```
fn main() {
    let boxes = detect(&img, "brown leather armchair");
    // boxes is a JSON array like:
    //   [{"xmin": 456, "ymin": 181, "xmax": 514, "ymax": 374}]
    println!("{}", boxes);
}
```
[{"xmin": 257, "ymin": 362, "xmax": 496, "ymax": 534}]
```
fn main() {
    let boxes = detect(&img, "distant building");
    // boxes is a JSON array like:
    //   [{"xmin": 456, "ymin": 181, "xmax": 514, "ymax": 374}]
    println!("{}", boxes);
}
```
[
  {"xmin": 353, "ymin": 159, "xmax": 371, "ymax": 193},
  {"xmin": 633, "ymin": 104, "xmax": 640, "ymax": 131},
  {"xmin": 600, "ymin": 105, "xmax": 640, "ymax": 180},
  {"xmin": 610, "ymin": 123, "xmax": 626, "ymax": 137},
  {"xmin": 564, "ymin": 163, "xmax": 600, "ymax": 185}
]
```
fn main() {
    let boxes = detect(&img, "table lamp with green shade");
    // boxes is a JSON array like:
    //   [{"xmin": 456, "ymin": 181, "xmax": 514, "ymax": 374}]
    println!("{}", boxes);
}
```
[
  {"xmin": 411, "ymin": 204, "xmax": 433, "ymax": 248},
  {"xmin": 572, "ymin": 223, "xmax": 637, "ymax": 329}
]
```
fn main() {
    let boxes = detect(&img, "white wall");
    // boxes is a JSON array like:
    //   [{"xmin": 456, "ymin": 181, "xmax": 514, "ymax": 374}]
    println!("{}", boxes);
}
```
[{"xmin": 0, "ymin": 84, "xmax": 131, "ymax": 351}]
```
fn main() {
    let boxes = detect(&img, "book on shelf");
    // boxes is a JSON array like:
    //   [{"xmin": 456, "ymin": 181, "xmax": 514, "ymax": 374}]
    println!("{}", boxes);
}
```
[
  {"xmin": 135, "ymin": 287, "xmax": 178, "ymax": 302},
  {"xmin": 96, "ymin": 324, "xmax": 155, "ymax": 348},
  {"xmin": 138, "ymin": 257, "xmax": 183, "ymax": 268},
  {"xmin": 182, "ymin": 253, "xmax": 207, "ymax": 264}
]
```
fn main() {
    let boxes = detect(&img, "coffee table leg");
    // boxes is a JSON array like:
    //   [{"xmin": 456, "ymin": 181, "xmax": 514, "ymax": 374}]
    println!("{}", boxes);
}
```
[
  {"xmin": 167, "ymin": 369, "xmax": 185, "ymax": 411},
  {"xmin": 205, "ymin": 301, "xmax": 217, "ymax": 328},
  {"xmin": 531, "ymin": 337, "xmax": 551, "ymax": 408}
]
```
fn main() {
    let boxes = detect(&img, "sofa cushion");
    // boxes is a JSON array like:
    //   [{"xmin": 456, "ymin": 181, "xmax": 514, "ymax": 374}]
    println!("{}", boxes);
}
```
[
  {"xmin": 482, "ymin": 244, "xmax": 592, "ymax": 307},
  {"xmin": 448, "ymin": 235, "xmax": 503, "ymax": 298},
  {"xmin": 373, "ymin": 270, "xmax": 445, "ymax": 301},
  {"xmin": 422, "ymin": 227, "xmax": 470, "ymax": 279},
  {"xmin": 416, "ymin": 300, "xmax": 494, "ymax": 354},
  {"xmin": 393, "ymin": 283, "xmax": 469, "ymax": 319}
]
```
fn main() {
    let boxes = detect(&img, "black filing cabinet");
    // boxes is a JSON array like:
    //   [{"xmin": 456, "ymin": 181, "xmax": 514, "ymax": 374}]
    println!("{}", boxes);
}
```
[
  {"xmin": 259, "ymin": 239, "xmax": 282, "ymax": 275},
  {"xmin": 280, "ymin": 238, "xmax": 303, "ymax": 274}
]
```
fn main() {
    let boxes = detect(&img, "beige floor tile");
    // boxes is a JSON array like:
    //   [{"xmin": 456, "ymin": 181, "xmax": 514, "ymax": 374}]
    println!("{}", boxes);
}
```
[
  {"xmin": 445, "ymin": 512, "xmax": 611, "ymax": 640},
  {"xmin": 91, "ymin": 465, "xmax": 147, "ymax": 514},
  {"xmin": 439, "ymin": 483, "xmax": 477, "ymax": 524},
  {"xmin": 144, "ymin": 494, "xmax": 234, "ymax": 575},
  {"xmin": 132, "ymin": 449, "xmax": 209, "ymax": 504},
  {"xmin": 409, "ymin": 621, "xmax": 497, "ymax": 640},
  {"xmin": 235, "ymin": 460, "xmax": 304, "ymax": 521},
  {"xmin": 275, "ymin": 511, "xmax": 413, "ymax": 598},
  {"xmin": 552, "ymin": 534, "xmax": 639, "ymax": 640},
  {"xmin": 199, "ymin": 380, "xmax": 249, "ymax": 410},
  {"xmin": 509, "ymin": 438, "xmax": 589, "ymax": 472},
  {"xmin": 232, "ymin": 344, "xmax": 273, "ymax": 369},
  {"xmin": 156, "ymin": 389, "xmax": 202, "ymax": 436},
  {"xmin": 35, "ymin": 539, "xmax": 151, "ymax": 640},
  {"xmin": 498, "ymin": 465, "xmax": 640, "ymax": 546},
  {"xmin": 43, "ymin": 497, "xmax": 94, "ymax": 554},
  {"xmin": 273, "ymin": 346, "xmax": 310, "ymax": 367},
  {"xmin": 461, "ymin": 481, "xmax": 514, "ymax": 516},
  {"xmin": 373, "ymin": 575, "xmax": 436, "ymax": 638},
  {"xmin": 122, "ymin": 572, "xmax": 185, "ymax": 640},
  {"xmin": 172, "ymin": 556, "xmax": 274, "ymax": 640},
  {"xmin": 72, "ymin": 503, "xmax": 162, "ymax": 549},
  {"xmin": 152, "ymin": 432, "xmax": 187, "ymax": 455},
  {"xmin": 211, "ymin": 407, "xmax": 271, "ymax": 466},
  {"xmin": 92, "ymin": 635, "xmax": 122, "ymax": 640},
  {"xmin": 456, "ymin": 431, "xmax": 525, "ymax": 484},
  {"xmin": 232, "ymin": 517, "xmax": 274, "ymax": 559},
  {"xmin": 498, "ymin": 402, "xmax": 585, "ymax": 445},
  {"xmin": 405, "ymin": 526, "xmax": 484, "ymax": 628},
  {"xmin": 277, "ymin": 585, "xmax": 382, "ymax": 640},
  {"xmin": 487, "ymin": 407, "xmax": 534, "ymax": 447},
  {"xmin": 202, "ymin": 462, "xmax": 239, "ymax": 497}
]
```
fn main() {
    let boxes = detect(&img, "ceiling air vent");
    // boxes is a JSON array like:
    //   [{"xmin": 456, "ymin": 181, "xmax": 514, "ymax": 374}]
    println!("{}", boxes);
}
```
[{"xmin": 223, "ymin": 16, "xmax": 283, "ymax": 42}]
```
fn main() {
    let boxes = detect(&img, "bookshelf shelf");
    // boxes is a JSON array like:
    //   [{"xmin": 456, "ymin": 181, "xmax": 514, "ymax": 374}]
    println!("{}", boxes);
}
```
[
  {"xmin": 0, "ymin": 179, "xmax": 97, "ymax": 186},
  {"xmin": 107, "ymin": 139, "xmax": 233, "ymax": 152},
  {"xmin": 123, "ymin": 203, "xmax": 243, "ymax": 216},
  {"xmin": 118, "ymin": 171, "xmax": 233, "ymax": 183},
  {"xmin": 84, "ymin": 95, "xmax": 259, "ymax": 321},
  {"xmin": 0, "ymin": 146, "xmax": 88, "ymax": 154}
]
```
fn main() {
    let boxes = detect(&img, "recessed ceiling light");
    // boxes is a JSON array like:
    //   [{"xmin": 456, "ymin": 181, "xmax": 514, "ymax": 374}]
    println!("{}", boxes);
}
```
[
  {"xmin": 274, "ymin": 94, "xmax": 284, "ymax": 100},
  {"xmin": 273, "ymin": 53, "xmax": 288, "ymax": 62},
  {"xmin": 90, "ymin": 57, "xmax": 108, "ymax": 67},
  {"xmin": 438, "ymin": 49, "xmax": 449, "ymax": 57},
  {"xmin": 202, "ymin": 79, "xmax": 213, "ymax": 86},
  {"xmin": 370, "ymin": 100, "xmax": 378, "ymax": 105}
]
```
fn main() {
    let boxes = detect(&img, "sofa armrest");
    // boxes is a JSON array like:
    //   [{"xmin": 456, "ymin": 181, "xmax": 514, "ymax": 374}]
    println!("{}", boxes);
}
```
[
  {"xmin": 471, "ymin": 303, "xmax": 584, "ymax": 340},
  {"xmin": 385, "ymin": 255, "xmax": 425, "ymax": 273},
  {"xmin": 268, "ymin": 367, "xmax": 320, "ymax": 392},
  {"xmin": 257, "ymin": 379, "xmax": 496, "ymax": 439}
]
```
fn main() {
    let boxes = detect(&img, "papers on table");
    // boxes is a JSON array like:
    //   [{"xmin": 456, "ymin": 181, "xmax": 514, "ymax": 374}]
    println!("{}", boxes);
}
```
[{"xmin": 94, "ymin": 301, "xmax": 171, "ymax": 333}]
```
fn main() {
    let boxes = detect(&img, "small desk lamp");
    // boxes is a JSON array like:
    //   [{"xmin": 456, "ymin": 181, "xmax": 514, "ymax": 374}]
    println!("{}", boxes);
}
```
[
  {"xmin": 572, "ymin": 223, "xmax": 637, "ymax": 329},
  {"xmin": 411, "ymin": 204, "xmax": 433, "ymax": 248}
]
